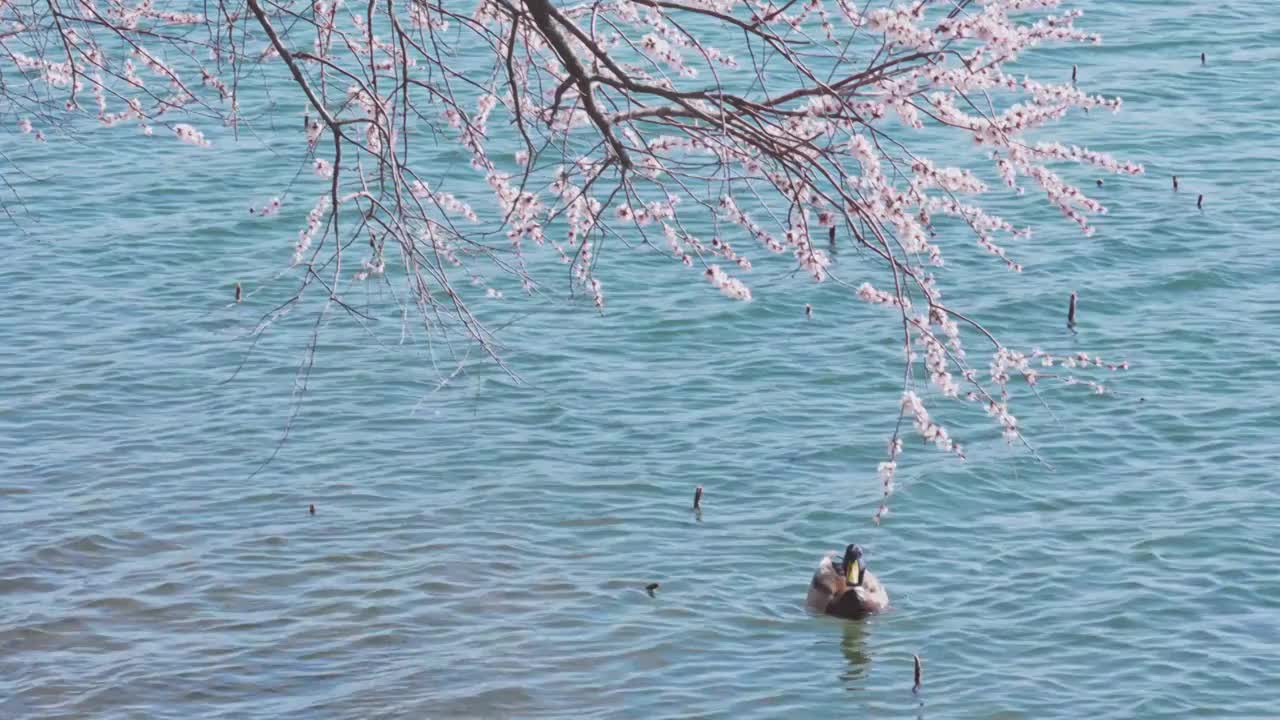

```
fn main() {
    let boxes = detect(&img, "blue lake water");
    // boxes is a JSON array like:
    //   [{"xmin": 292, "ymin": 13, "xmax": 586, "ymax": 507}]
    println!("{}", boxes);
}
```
[{"xmin": 3, "ymin": 0, "xmax": 1280, "ymax": 717}]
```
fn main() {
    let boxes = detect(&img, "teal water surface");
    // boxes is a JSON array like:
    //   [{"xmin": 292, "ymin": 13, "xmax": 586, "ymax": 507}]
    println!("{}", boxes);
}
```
[{"xmin": 3, "ymin": 1, "xmax": 1280, "ymax": 717}]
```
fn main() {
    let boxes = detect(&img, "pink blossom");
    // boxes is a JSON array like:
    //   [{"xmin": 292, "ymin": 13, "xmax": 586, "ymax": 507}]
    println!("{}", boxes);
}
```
[
  {"xmin": 353, "ymin": 256, "xmax": 385, "ymax": 281},
  {"xmin": 902, "ymin": 391, "xmax": 959, "ymax": 453},
  {"xmin": 589, "ymin": 278, "xmax": 604, "ymax": 309},
  {"xmin": 305, "ymin": 119, "xmax": 323, "ymax": 148},
  {"xmin": 293, "ymin": 195, "xmax": 330, "ymax": 265},
  {"xmin": 704, "ymin": 265, "xmax": 751, "ymax": 301},
  {"xmin": 250, "ymin": 197, "xmax": 282, "ymax": 216},
  {"xmin": 173, "ymin": 123, "xmax": 209, "ymax": 146},
  {"xmin": 857, "ymin": 282, "xmax": 907, "ymax": 308}
]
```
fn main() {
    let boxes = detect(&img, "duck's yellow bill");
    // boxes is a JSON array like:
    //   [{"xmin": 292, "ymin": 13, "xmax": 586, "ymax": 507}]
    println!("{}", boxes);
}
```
[{"xmin": 846, "ymin": 559, "xmax": 861, "ymax": 584}]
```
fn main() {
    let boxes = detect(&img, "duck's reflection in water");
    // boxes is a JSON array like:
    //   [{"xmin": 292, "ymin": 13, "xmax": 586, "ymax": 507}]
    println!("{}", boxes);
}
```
[{"xmin": 838, "ymin": 620, "xmax": 871, "ymax": 689}]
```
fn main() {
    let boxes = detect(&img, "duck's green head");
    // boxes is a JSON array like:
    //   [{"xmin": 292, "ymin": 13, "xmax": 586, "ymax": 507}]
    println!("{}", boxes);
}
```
[{"xmin": 841, "ymin": 544, "xmax": 866, "ymax": 587}]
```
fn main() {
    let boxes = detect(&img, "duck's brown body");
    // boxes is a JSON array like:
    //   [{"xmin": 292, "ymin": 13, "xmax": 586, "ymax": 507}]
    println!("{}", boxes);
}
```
[{"xmin": 806, "ymin": 551, "xmax": 889, "ymax": 619}]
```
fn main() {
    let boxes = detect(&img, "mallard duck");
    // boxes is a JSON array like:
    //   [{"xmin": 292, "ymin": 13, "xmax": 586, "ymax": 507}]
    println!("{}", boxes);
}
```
[{"xmin": 806, "ymin": 544, "xmax": 889, "ymax": 619}]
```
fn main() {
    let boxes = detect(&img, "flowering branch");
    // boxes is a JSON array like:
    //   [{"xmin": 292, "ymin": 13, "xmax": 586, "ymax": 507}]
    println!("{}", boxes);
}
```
[{"xmin": 1, "ymin": 0, "xmax": 1139, "ymax": 518}]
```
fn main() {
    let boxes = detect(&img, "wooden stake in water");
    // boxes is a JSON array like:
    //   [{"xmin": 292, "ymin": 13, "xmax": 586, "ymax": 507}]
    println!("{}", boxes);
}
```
[
  {"xmin": 1067, "ymin": 291, "xmax": 1078, "ymax": 329},
  {"xmin": 1071, "ymin": 64, "xmax": 1077, "ymax": 84},
  {"xmin": 693, "ymin": 485, "xmax": 703, "ymax": 511},
  {"xmin": 1173, "ymin": 175, "xmax": 1179, "ymax": 191},
  {"xmin": 309, "ymin": 503, "xmax": 316, "ymax": 515},
  {"xmin": 1198, "ymin": 194, "xmax": 1204, "ymax": 210},
  {"xmin": 913, "ymin": 654, "xmax": 922, "ymax": 694},
  {"xmin": 234, "ymin": 282, "xmax": 242, "ymax": 303}
]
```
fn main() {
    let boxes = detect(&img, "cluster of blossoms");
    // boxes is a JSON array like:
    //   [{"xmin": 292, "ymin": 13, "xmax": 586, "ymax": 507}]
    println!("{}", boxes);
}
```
[
  {"xmin": 173, "ymin": 124, "xmax": 209, "ymax": 147},
  {"xmin": 293, "ymin": 196, "xmax": 331, "ymax": 266},
  {"xmin": 873, "ymin": 435, "xmax": 905, "ymax": 525},
  {"xmin": 661, "ymin": 224, "xmax": 752, "ymax": 278},
  {"xmin": 105, "ymin": 0, "xmax": 203, "ymax": 29},
  {"xmin": 704, "ymin": 265, "xmax": 752, "ymax": 301},
  {"xmin": 409, "ymin": 181, "xmax": 479, "ymax": 223},
  {"xmin": 614, "ymin": 197, "xmax": 679, "ymax": 227},
  {"xmin": 639, "ymin": 34, "xmax": 697, "ymax": 79},
  {"xmin": 16, "ymin": 118, "xmax": 45, "ymax": 142},
  {"xmin": 250, "ymin": 197, "xmax": 283, "ymax": 216},
  {"xmin": 916, "ymin": 323, "xmax": 961, "ymax": 398},
  {"xmin": 718, "ymin": 195, "xmax": 785, "ymax": 255},
  {"xmin": 857, "ymin": 282, "xmax": 909, "ymax": 308},
  {"xmin": 353, "ymin": 256, "xmax": 386, "ymax": 282},
  {"xmin": 1034, "ymin": 349, "xmax": 1129, "ymax": 371},
  {"xmin": 902, "ymin": 390, "xmax": 963, "ymax": 455}
]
